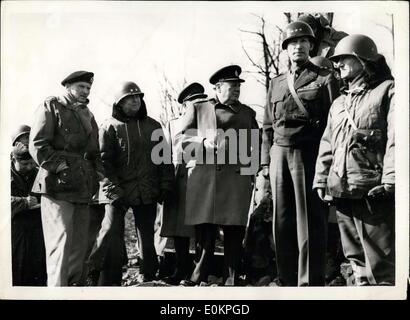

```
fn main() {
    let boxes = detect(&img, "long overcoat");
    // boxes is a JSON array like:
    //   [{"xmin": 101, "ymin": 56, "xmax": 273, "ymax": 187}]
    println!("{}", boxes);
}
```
[
  {"xmin": 180, "ymin": 98, "xmax": 259, "ymax": 226},
  {"xmin": 160, "ymin": 118, "xmax": 194, "ymax": 238}
]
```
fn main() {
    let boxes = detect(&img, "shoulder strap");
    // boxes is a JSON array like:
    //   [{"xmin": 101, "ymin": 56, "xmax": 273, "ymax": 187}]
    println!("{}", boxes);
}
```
[
  {"xmin": 286, "ymin": 72, "xmax": 309, "ymax": 118},
  {"xmin": 343, "ymin": 95, "xmax": 358, "ymax": 130}
]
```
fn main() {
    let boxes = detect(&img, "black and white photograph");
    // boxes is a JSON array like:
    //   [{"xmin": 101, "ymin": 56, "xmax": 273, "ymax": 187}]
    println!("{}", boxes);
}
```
[{"xmin": 0, "ymin": 0, "xmax": 408, "ymax": 301}]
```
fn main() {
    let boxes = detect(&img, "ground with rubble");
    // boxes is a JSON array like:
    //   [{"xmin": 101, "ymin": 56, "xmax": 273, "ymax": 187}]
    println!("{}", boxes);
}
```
[{"xmin": 122, "ymin": 210, "xmax": 353, "ymax": 287}]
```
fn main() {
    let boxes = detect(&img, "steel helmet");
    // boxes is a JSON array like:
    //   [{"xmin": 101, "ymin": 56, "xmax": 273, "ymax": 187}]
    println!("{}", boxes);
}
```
[
  {"xmin": 309, "ymin": 56, "xmax": 334, "ymax": 70},
  {"xmin": 11, "ymin": 124, "xmax": 31, "ymax": 146},
  {"xmin": 329, "ymin": 34, "xmax": 379, "ymax": 62},
  {"xmin": 281, "ymin": 21, "xmax": 316, "ymax": 50},
  {"xmin": 113, "ymin": 81, "xmax": 144, "ymax": 106}
]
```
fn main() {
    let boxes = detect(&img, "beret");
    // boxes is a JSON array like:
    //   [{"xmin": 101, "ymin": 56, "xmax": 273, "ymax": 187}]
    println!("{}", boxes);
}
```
[{"xmin": 61, "ymin": 70, "xmax": 94, "ymax": 86}]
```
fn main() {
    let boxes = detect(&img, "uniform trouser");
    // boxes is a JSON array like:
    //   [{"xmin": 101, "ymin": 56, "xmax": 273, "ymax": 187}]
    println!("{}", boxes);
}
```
[
  {"xmin": 83, "ymin": 204, "xmax": 112, "ymax": 279},
  {"xmin": 97, "ymin": 205, "xmax": 128, "ymax": 286},
  {"xmin": 190, "ymin": 223, "xmax": 245, "ymax": 285},
  {"xmin": 173, "ymin": 236, "xmax": 191, "ymax": 279},
  {"xmin": 93, "ymin": 203, "xmax": 159, "ymax": 285},
  {"xmin": 41, "ymin": 195, "xmax": 90, "ymax": 286},
  {"xmin": 270, "ymin": 145, "xmax": 327, "ymax": 286},
  {"xmin": 335, "ymin": 197, "xmax": 395, "ymax": 285},
  {"xmin": 83, "ymin": 204, "xmax": 106, "ymax": 276}
]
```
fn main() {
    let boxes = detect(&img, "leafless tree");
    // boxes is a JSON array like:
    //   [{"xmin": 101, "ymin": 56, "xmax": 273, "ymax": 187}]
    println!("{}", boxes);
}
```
[
  {"xmin": 374, "ymin": 13, "xmax": 395, "ymax": 59},
  {"xmin": 155, "ymin": 66, "xmax": 187, "ymax": 127},
  {"xmin": 239, "ymin": 14, "xmax": 282, "ymax": 93}
]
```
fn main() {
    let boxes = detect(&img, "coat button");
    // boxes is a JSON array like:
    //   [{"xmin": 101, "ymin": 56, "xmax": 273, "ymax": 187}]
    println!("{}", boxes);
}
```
[
  {"xmin": 235, "ymin": 168, "xmax": 240, "ymax": 173},
  {"xmin": 216, "ymin": 166, "xmax": 221, "ymax": 171}
]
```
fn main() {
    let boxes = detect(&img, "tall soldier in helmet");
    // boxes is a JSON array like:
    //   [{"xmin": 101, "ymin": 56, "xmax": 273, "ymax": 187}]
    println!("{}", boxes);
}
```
[
  {"xmin": 97, "ymin": 81, "xmax": 174, "ymax": 285},
  {"xmin": 261, "ymin": 22, "xmax": 340, "ymax": 286},
  {"xmin": 297, "ymin": 13, "xmax": 348, "ymax": 58},
  {"xmin": 29, "ymin": 71, "xmax": 102, "ymax": 286},
  {"xmin": 314, "ymin": 35, "xmax": 395, "ymax": 285}
]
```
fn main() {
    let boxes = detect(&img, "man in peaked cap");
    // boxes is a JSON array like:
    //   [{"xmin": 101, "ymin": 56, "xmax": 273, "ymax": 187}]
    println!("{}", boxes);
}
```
[
  {"xmin": 177, "ymin": 82, "xmax": 208, "ymax": 104},
  {"xmin": 29, "ymin": 70, "xmax": 102, "ymax": 286},
  {"xmin": 261, "ymin": 22, "xmax": 340, "ymax": 286},
  {"xmin": 180, "ymin": 65, "xmax": 259, "ymax": 286},
  {"xmin": 161, "ymin": 82, "xmax": 208, "ymax": 285}
]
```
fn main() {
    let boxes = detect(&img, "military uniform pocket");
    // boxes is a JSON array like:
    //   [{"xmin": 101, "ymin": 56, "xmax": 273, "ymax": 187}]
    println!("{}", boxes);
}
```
[{"xmin": 271, "ymin": 91, "xmax": 286, "ymax": 120}]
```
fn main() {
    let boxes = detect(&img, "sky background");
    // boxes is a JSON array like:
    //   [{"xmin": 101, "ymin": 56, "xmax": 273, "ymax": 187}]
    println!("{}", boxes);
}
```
[{"xmin": 0, "ymin": 1, "xmax": 405, "ymax": 131}]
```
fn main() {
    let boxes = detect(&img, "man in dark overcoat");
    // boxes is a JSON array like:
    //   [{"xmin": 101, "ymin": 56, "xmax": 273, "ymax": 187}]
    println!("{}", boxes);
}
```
[{"xmin": 180, "ymin": 65, "xmax": 259, "ymax": 286}]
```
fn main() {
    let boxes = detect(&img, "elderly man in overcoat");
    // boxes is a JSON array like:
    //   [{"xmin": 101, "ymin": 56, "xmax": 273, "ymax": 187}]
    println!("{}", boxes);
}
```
[{"xmin": 180, "ymin": 65, "xmax": 259, "ymax": 286}]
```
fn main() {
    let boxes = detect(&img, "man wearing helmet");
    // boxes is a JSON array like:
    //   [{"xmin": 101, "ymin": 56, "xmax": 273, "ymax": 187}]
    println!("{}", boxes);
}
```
[
  {"xmin": 314, "ymin": 35, "xmax": 395, "ymax": 285},
  {"xmin": 297, "ymin": 13, "xmax": 348, "ymax": 58},
  {"xmin": 96, "ymin": 81, "xmax": 174, "ymax": 285},
  {"xmin": 29, "ymin": 71, "xmax": 102, "ymax": 286},
  {"xmin": 261, "ymin": 21, "xmax": 340, "ymax": 286}
]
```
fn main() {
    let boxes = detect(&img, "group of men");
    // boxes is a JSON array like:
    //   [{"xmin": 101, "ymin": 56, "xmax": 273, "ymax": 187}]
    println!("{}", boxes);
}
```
[{"xmin": 10, "ymin": 14, "xmax": 395, "ymax": 287}]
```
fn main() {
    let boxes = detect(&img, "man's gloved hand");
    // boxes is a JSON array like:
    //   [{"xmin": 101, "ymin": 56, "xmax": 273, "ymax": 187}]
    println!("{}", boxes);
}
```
[
  {"xmin": 260, "ymin": 165, "xmax": 270, "ymax": 178},
  {"xmin": 26, "ymin": 196, "xmax": 39, "ymax": 209},
  {"xmin": 55, "ymin": 161, "xmax": 69, "ymax": 174},
  {"xmin": 203, "ymin": 138, "xmax": 217, "ymax": 151},
  {"xmin": 367, "ymin": 184, "xmax": 395, "ymax": 199},
  {"xmin": 316, "ymin": 188, "xmax": 334, "ymax": 204}
]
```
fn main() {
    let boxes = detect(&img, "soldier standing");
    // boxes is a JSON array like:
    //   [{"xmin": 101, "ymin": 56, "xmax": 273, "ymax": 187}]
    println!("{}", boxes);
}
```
[
  {"xmin": 314, "ymin": 35, "xmax": 395, "ymax": 285},
  {"xmin": 98, "ymin": 81, "xmax": 174, "ymax": 284},
  {"xmin": 261, "ymin": 22, "xmax": 340, "ymax": 286},
  {"xmin": 29, "ymin": 71, "xmax": 101, "ymax": 286},
  {"xmin": 297, "ymin": 13, "xmax": 348, "ymax": 58}
]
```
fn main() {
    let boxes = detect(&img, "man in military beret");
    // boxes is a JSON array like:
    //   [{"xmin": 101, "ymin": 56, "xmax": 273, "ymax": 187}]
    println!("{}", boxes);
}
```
[
  {"xmin": 180, "ymin": 65, "xmax": 259, "ymax": 286},
  {"xmin": 160, "ymin": 82, "xmax": 208, "ymax": 285},
  {"xmin": 261, "ymin": 22, "xmax": 340, "ymax": 286},
  {"xmin": 29, "ymin": 70, "xmax": 102, "ymax": 286}
]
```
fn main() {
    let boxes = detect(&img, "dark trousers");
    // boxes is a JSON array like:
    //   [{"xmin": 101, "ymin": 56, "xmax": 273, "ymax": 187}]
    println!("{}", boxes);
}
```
[
  {"xmin": 335, "ymin": 197, "xmax": 395, "ymax": 285},
  {"xmin": 270, "ymin": 145, "xmax": 327, "ymax": 286},
  {"xmin": 190, "ymin": 223, "xmax": 245, "ymax": 285},
  {"xmin": 173, "ymin": 236, "xmax": 191, "ymax": 279},
  {"xmin": 87, "ymin": 203, "xmax": 158, "ymax": 285},
  {"xmin": 12, "ymin": 210, "xmax": 47, "ymax": 286}
]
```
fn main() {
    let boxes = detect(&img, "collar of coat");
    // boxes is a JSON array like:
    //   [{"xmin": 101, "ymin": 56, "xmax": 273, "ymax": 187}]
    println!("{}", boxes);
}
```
[
  {"xmin": 210, "ymin": 97, "xmax": 241, "ymax": 113},
  {"xmin": 280, "ymin": 61, "xmax": 322, "ymax": 90},
  {"xmin": 58, "ymin": 94, "xmax": 90, "ymax": 111}
]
